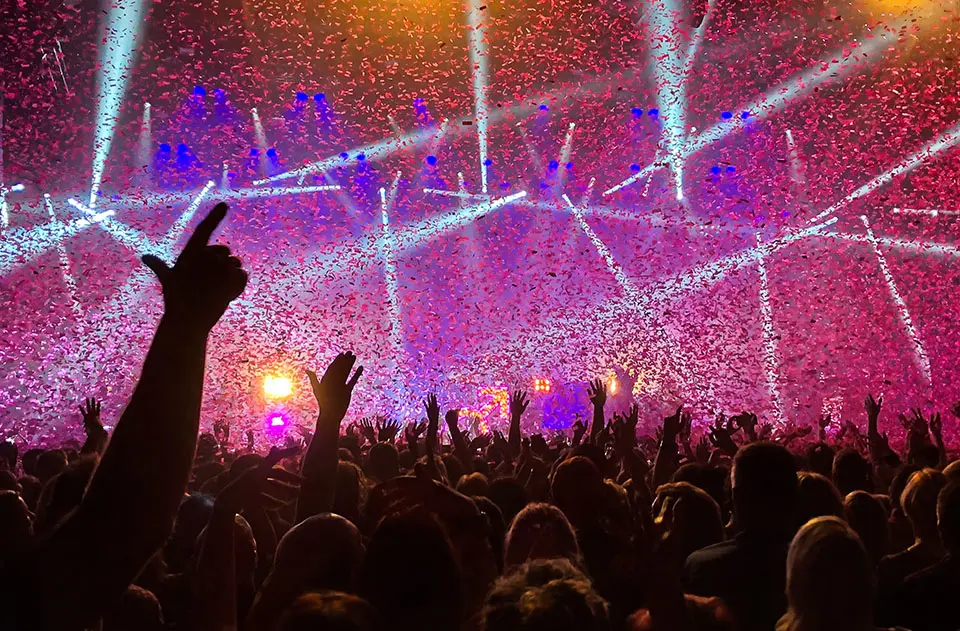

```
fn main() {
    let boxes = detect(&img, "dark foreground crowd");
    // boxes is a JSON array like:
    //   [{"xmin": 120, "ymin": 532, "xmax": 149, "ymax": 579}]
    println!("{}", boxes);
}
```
[{"xmin": 2, "ymin": 203, "xmax": 959, "ymax": 631}]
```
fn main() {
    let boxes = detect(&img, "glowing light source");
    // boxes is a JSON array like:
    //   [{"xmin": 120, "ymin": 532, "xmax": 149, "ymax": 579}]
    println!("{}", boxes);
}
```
[
  {"xmin": 533, "ymin": 378, "xmax": 552, "ymax": 393},
  {"xmin": 90, "ymin": 0, "xmax": 148, "ymax": 208},
  {"xmin": 645, "ymin": 0, "xmax": 687, "ymax": 202},
  {"xmin": 263, "ymin": 375, "xmax": 293, "ymax": 400}
]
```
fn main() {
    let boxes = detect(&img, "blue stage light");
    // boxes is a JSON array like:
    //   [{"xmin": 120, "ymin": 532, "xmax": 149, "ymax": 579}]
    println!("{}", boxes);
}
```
[
  {"xmin": 726, "ymin": 166, "xmax": 736, "ymax": 173},
  {"xmin": 631, "ymin": 107, "xmax": 644, "ymax": 117},
  {"xmin": 538, "ymin": 104, "xmax": 549, "ymax": 111},
  {"xmin": 721, "ymin": 111, "xmax": 733, "ymax": 119},
  {"xmin": 548, "ymin": 160, "xmax": 559, "ymax": 170},
  {"xmin": 741, "ymin": 111, "xmax": 750, "ymax": 119},
  {"xmin": 630, "ymin": 164, "xmax": 641, "ymax": 172},
  {"xmin": 566, "ymin": 162, "xmax": 573, "ymax": 169},
  {"xmin": 296, "ymin": 91, "xmax": 308, "ymax": 102},
  {"xmin": 483, "ymin": 158, "xmax": 493, "ymax": 166},
  {"xmin": 177, "ymin": 143, "xmax": 188, "ymax": 154},
  {"xmin": 193, "ymin": 85, "xmax": 206, "ymax": 97},
  {"xmin": 339, "ymin": 152, "xmax": 349, "ymax": 159},
  {"xmin": 159, "ymin": 143, "xmax": 171, "ymax": 152},
  {"xmin": 266, "ymin": 148, "xmax": 278, "ymax": 158},
  {"xmin": 250, "ymin": 148, "xmax": 259, "ymax": 157},
  {"xmin": 357, "ymin": 153, "xmax": 366, "ymax": 161},
  {"xmin": 426, "ymin": 155, "xmax": 438, "ymax": 165},
  {"xmin": 213, "ymin": 88, "xmax": 226, "ymax": 101},
  {"xmin": 711, "ymin": 165, "xmax": 721, "ymax": 174},
  {"xmin": 314, "ymin": 93, "xmax": 326, "ymax": 102},
  {"xmin": 648, "ymin": 108, "xmax": 659, "ymax": 117}
]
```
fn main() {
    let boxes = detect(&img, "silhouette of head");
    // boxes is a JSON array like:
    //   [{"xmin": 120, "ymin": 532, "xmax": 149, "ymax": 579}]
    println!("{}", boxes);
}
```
[
  {"xmin": 274, "ymin": 591, "xmax": 382, "ymax": 631},
  {"xmin": 731, "ymin": 442, "xmax": 797, "ymax": 532},
  {"xmin": 901, "ymin": 468, "xmax": 947, "ymax": 542},
  {"xmin": 843, "ymin": 491, "xmax": 888, "ymax": 567},
  {"xmin": 796, "ymin": 472, "xmax": 844, "ymax": 528},
  {"xmin": 504, "ymin": 502, "xmax": 581, "ymax": 571}
]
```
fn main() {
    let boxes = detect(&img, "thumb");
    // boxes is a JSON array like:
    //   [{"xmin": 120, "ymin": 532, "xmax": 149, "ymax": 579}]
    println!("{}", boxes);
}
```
[{"xmin": 141, "ymin": 254, "xmax": 172, "ymax": 282}]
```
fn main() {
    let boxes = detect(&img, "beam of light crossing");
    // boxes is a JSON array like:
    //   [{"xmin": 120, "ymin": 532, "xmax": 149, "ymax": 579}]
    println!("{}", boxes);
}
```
[
  {"xmin": 422, "ymin": 188, "xmax": 489, "ymax": 200},
  {"xmin": 562, "ymin": 194, "xmax": 640, "ymax": 299},
  {"xmin": 0, "ymin": 214, "xmax": 89, "ymax": 276},
  {"xmin": 67, "ymin": 198, "xmax": 153, "ymax": 252},
  {"xmin": 89, "ymin": 0, "xmax": 147, "ymax": 208},
  {"xmin": 251, "ymin": 108, "xmax": 269, "ymax": 175},
  {"xmin": 682, "ymin": 0, "xmax": 716, "ymax": 78},
  {"xmin": 552, "ymin": 123, "xmax": 576, "ymax": 196},
  {"xmin": 755, "ymin": 233, "xmax": 786, "ymax": 424},
  {"xmin": 604, "ymin": 26, "xmax": 901, "ymax": 196},
  {"xmin": 808, "ymin": 121, "xmax": 960, "ymax": 225},
  {"xmin": 785, "ymin": 129, "xmax": 810, "ymax": 211},
  {"xmin": 821, "ymin": 232, "xmax": 960, "ymax": 259},
  {"xmin": 646, "ymin": 0, "xmax": 688, "ymax": 201},
  {"xmin": 135, "ymin": 102, "xmax": 152, "ymax": 169},
  {"xmin": 858, "ymin": 215, "xmax": 931, "ymax": 383},
  {"xmin": 466, "ymin": 0, "xmax": 491, "ymax": 193},
  {"xmin": 254, "ymin": 126, "xmax": 438, "ymax": 185},
  {"xmin": 43, "ymin": 194, "xmax": 82, "ymax": 317},
  {"xmin": 380, "ymin": 175, "xmax": 405, "ymax": 355},
  {"xmin": 149, "ymin": 180, "xmax": 215, "ymax": 260},
  {"xmin": 892, "ymin": 207, "xmax": 960, "ymax": 217},
  {"xmin": 220, "ymin": 184, "xmax": 341, "ymax": 200}
]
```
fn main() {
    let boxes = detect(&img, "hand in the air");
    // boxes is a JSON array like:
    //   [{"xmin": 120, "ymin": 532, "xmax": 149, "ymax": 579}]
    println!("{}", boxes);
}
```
[
  {"xmin": 306, "ymin": 352, "xmax": 363, "ymax": 423},
  {"xmin": 142, "ymin": 203, "xmax": 247, "ymax": 330}
]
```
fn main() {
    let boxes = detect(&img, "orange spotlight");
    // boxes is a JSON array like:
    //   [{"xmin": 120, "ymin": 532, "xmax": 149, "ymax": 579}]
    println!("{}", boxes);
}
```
[
  {"xmin": 533, "ymin": 378, "xmax": 551, "ymax": 393},
  {"xmin": 263, "ymin": 374, "xmax": 293, "ymax": 400}
]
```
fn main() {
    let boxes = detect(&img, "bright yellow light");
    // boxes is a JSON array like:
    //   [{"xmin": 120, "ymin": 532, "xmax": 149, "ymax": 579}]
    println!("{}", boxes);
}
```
[
  {"xmin": 859, "ymin": 0, "xmax": 939, "ymax": 16},
  {"xmin": 533, "ymin": 378, "xmax": 552, "ymax": 393},
  {"xmin": 608, "ymin": 377, "xmax": 618, "ymax": 395},
  {"xmin": 263, "ymin": 374, "xmax": 293, "ymax": 400}
]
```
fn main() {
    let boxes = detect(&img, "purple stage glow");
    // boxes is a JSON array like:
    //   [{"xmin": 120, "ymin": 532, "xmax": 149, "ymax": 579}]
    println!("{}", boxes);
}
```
[{"xmin": 2, "ymin": 0, "xmax": 960, "ymax": 447}]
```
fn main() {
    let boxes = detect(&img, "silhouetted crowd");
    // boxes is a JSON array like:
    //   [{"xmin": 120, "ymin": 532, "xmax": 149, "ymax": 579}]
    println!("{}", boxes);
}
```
[{"xmin": 2, "ymin": 204, "xmax": 959, "ymax": 631}]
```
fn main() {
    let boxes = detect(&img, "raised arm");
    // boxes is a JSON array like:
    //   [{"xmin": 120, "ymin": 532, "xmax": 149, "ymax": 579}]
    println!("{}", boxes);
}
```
[
  {"xmin": 78, "ymin": 397, "xmax": 108, "ymax": 456},
  {"xmin": 446, "ymin": 408, "xmax": 473, "ymax": 474},
  {"xmin": 28, "ymin": 203, "xmax": 247, "ymax": 628},
  {"xmin": 587, "ymin": 379, "xmax": 607, "ymax": 442},
  {"xmin": 297, "ymin": 352, "xmax": 363, "ymax": 523},
  {"xmin": 508, "ymin": 389, "xmax": 528, "ymax": 457}
]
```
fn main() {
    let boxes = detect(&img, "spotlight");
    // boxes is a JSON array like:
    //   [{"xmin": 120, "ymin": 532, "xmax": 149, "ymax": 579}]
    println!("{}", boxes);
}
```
[
  {"xmin": 314, "ymin": 93, "xmax": 325, "ymax": 102},
  {"xmin": 483, "ymin": 158, "xmax": 493, "ymax": 166},
  {"xmin": 263, "ymin": 375, "xmax": 293, "ymax": 400},
  {"xmin": 357, "ymin": 153, "xmax": 366, "ymax": 161},
  {"xmin": 426, "ymin": 155, "xmax": 438, "ymax": 166},
  {"xmin": 250, "ymin": 148, "xmax": 259, "ymax": 157},
  {"xmin": 144, "ymin": 101, "xmax": 151, "ymax": 109},
  {"xmin": 608, "ymin": 377, "xmax": 618, "ymax": 395},
  {"xmin": 10, "ymin": 184, "xmax": 25, "ymax": 192},
  {"xmin": 566, "ymin": 163, "xmax": 573, "ymax": 169},
  {"xmin": 533, "ymin": 378, "xmax": 552, "ymax": 393},
  {"xmin": 726, "ymin": 166, "xmax": 736, "ymax": 173},
  {"xmin": 711, "ymin": 165, "xmax": 721, "ymax": 174},
  {"xmin": 269, "ymin": 414, "xmax": 286, "ymax": 427},
  {"xmin": 741, "ymin": 111, "xmax": 750, "ymax": 119},
  {"xmin": 721, "ymin": 111, "xmax": 733, "ymax": 119},
  {"xmin": 159, "ymin": 143, "xmax": 171, "ymax": 152},
  {"xmin": 177, "ymin": 143, "xmax": 188, "ymax": 154},
  {"xmin": 538, "ymin": 104, "xmax": 549, "ymax": 111},
  {"xmin": 213, "ymin": 89, "xmax": 226, "ymax": 102},
  {"xmin": 193, "ymin": 85, "xmax": 206, "ymax": 97},
  {"xmin": 630, "ymin": 164, "xmax": 641, "ymax": 172},
  {"xmin": 266, "ymin": 147, "xmax": 278, "ymax": 158},
  {"xmin": 339, "ymin": 152, "xmax": 349, "ymax": 159},
  {"xmin": 648, "ymin": 108, "xmax": 659, "ymax": 117},
  {"xmin": 295, "ymin": 91, "xmax": 308, "ymax": 101},
  {"xmin": 631, "ymin": 107, "xmax": 644, "ymax": 117}
]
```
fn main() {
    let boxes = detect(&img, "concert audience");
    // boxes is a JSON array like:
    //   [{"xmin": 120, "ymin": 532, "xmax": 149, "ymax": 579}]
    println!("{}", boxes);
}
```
[{"xmin": 1, "ymin": 203, "xmax": 959, "ymax": 631}]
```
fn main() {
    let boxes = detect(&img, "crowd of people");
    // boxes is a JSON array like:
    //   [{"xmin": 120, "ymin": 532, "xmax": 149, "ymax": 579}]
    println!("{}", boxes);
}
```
[{"xmin": 1, "ymin": 202, "xmax": 959, "ymax": 631}]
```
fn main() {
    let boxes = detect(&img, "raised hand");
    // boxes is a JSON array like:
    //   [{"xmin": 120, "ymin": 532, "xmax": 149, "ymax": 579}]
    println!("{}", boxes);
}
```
[
  {"xmin": 469, "ymin": 433, "xmax": 492, "ymax": 451},
  {"xmin": 818, "ymin": 413, "xmax": 833, "ymax": 441},
  {"xmin": 930, "ymin": 411, "xmax": 943, "ymax": 443},
  {"xmin": 424, "ymin": 393, "xmax": 441, "ymax": 426},
  {"xmin": 588, "ymin": 379, "xmax": 607, "ymax": 408},
  {"xmin": 377, "ymin": 418, "xmax": 401, "ymax": 443},
  {"xmin": 142, "ymin": 203, "xmax": 247, "ymax": 330},
  {"xmin": 509, "ymin": 390, "xmax": 529, "ymax": 419},
  {"xmin": 571, "ymin": 419, "xmax": 587, "ymax": 446},
  {"xmin": 865, "ymin": 394, "xmax": 883, "ymax": 428},
  {"xmin": 445, "ymin": 408, "xmax": 461, "ymax": 434},
  {"xmin": 662, "ymin": 406, "xmax": 684, "ymax": 444},
  {"xmin": 707, "ymin": 413, "xmax": 739, "ymax": 456},
  {"xmin": 405, "ymin": 420, "xmax": 427, "ymax": 444},
  {"xmin": 731, "ymin": 411, "xmax": 759, "ymax": 441},
  {"xmin": 694, "ymin": 436, "xmax": 711, "ymax": 463},
  {"xmin": 213, "ymin": 419, "xmax": 230, "ymax": 446},
  {"xmin": 78, "ymin": 397, "xmax": 103, "ymax": 434},
  {"xmin": 306, "ymin": 352, "xmax": 363, "ymax": 424},
  {"xmin": 358, "ymin": 418, "xmax": 377, "ymax": 444}
]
